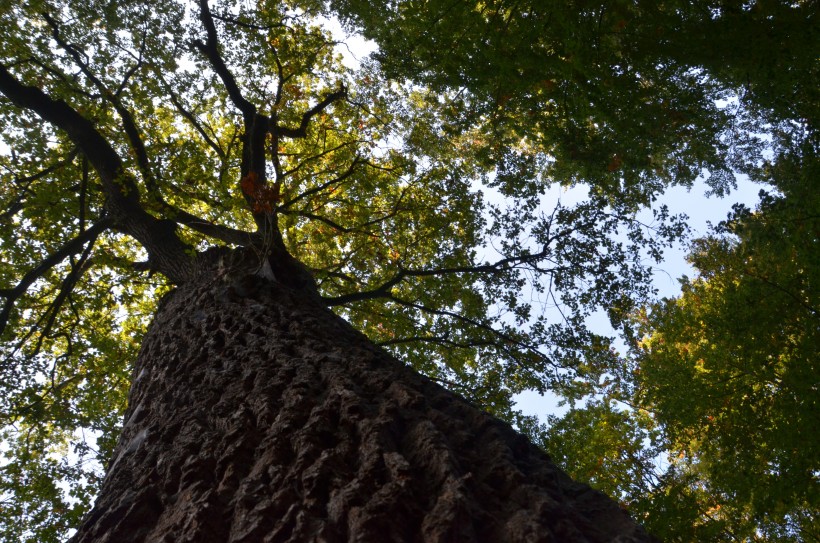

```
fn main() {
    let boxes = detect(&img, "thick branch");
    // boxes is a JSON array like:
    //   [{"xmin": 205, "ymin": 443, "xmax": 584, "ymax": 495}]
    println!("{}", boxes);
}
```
[
  {"xmin": 171, "ymin": 208, "xmax": 261, "ymax": 246},
  {"xmin": 193, "ymin": 0, "xmax": 256, "ymax": 117},
  {"xmin": 0, "ymin": 64, "xmax": 135, "ymax": 202},
  {"xmin": 192, "ymin": 0, "xmax": 273, "ymax": 230},
  {"xmin": 0, "ymin": 63, "xmax": 197, "ymax": 283}
]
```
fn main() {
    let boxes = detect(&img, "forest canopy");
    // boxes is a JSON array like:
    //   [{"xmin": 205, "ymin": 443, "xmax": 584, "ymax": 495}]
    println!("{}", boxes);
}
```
[{"xmin": 0, "ymin": 1, "xmax": 817, "ymax": 541}]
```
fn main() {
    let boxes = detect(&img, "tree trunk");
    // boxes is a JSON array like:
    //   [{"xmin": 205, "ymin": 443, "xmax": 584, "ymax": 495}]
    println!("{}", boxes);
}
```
[{"xmin": 70, "ymin": 274, "xmax": 656, "ymax": 542}]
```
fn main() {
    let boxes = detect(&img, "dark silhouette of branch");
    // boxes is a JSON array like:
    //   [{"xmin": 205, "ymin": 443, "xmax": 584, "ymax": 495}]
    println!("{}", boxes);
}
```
[
  {"xmin": 211, "ymin": 11, "xmax": 288, "ymax": 32},
  {"xmin": 377, "ymin": 335, "xmax": 496, "ymax": 350},
  {"xmin": 193, "ymin": 0, "xmax": 269, "ymax": 226},
  {"xmin": 23, "ymin": 56, "xmax": 95, "ymax": 99},
  {"xmin": 283, "ymin": 209, "xmax": 356, "ymax": 233},
  {"xmin": 269, "ymin": 42, "xmax": 289, "ymax": 108},
  {"xmin": 171, "ymin": 208, "xmax": 261, "ymax": 246},
  {"xmin": 0, "ymin": 218, "xmax": 110, "ymax": 337},
  {"xmin": 193, "ymin": 0, "xmax": 346, "ymax": 207},
  {"xmin": 280, "ymin": 142, "xmax": 358, "ymax": 182},
  {"xmin": 43, "ymin": 12, "xmax": 159, "ymax": 189},
  {"xmin": 273, "ymin": 86, "xmax": 347, "ymax": 139},
  {"xmin": 165, "ymin": 88, "xmax": 226, "ymax": 158},
  {"xmin": 280, "ymin": 156, "xmax": 360, "ymax": 209},
  {"xmin": 321, "ymin": 271, "xmax": 405, "ymax": 305},
  {"xmin": 387, "ymin": 295, "xmax": 555, "ymax": 376},
  {"xmin": 322, "ymin": 253, "xmax": 540, "ymax": 306},
  {"xmin": 388, "ymin": 296, "xmax": 512, "ymax": 346},
  {"xmin": 743, "ymin": 269, "xmax": 820, "ymax": 317},
  {"xmin": 193, "ymin": 0, "xmax": 256, "ymax": 117},
  {"xmin": 282, "ymin": 179, "xmax": 411, "ymax": 239},
  {"xmin": 0, "ymin": 63, "xmax": 135, "ymax": 201},
  {"xmin": 0, "ymin": 147, "xmax": 79, "ymax": 224},
  {"xmin": 322, "ymin": 215, "xmax": 598, "ymax": 307},
  {"xmin": 29, "ymin": 234, "xmax": 97, "ymax": 358}
]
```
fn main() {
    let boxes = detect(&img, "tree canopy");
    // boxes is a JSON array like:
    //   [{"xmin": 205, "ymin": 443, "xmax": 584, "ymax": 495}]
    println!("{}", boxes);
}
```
[
  {"xmin": 0, "ymin": 0, "xmax": 816, "ymax": 541},
  {"xmin": 626, "ymin": 146, "xmax": 818, "ymax": 541}
]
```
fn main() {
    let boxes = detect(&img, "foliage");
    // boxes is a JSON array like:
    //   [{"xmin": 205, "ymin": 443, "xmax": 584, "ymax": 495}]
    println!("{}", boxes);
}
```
[
  {"xmin": 536, "ymin": 398, "xmax": 662, "ymax": 503},
  {"xmin": 335, "ymin": 0, "xmax": 760, "ymax": 200},
  {"xmin": 0, "ymin": 0, "xmax": 814, "ymax": 540}
]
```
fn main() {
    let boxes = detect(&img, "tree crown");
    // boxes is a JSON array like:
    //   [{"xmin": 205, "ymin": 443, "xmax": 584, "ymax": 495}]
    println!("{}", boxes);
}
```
[{"xmin": 1, "ymin": 0, "xmax": 815, "ymax": 540}]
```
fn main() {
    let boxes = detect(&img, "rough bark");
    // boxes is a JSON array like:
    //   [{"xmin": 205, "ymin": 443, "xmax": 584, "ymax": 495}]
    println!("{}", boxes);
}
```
[{"xmin": 70, "ymin": 273, "xmax": 657, "ymax": 543}]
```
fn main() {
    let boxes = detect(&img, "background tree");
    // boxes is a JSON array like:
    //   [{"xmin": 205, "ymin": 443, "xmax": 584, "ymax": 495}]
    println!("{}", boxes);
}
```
[
  {"xmin": 624, "ymin": 145, "xmax": 818, "ymax": 542},
  {"xmin": 523, "ymin": 148, "xmax": 818, "ymax": 542}
]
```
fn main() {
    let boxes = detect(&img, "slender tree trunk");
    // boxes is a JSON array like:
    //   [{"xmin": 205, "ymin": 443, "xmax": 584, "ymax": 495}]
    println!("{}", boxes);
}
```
[{"xmin": 70, "ymin": 273, "xmax": 656, "ymax": 542}]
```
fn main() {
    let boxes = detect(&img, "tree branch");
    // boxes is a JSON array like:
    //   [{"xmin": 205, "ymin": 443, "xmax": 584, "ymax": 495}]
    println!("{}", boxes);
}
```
[
  {"xmin": 743, "ymin": 269, "xmax": 820, "ymax": 317},
  {"xmin": 0, "ymin": 63, "xmax": 134, "ymax": 202},
  {"xmin": 388, "ymin": 295, "xmax": 554, "ymax": 373},
  {"xmin": 192, "ymin": 0, "xmax": 273, "ymax": 228},
  {"xmin": 170, "ymin": 207, "xmax": 261, "ymax": 246},
  {"xmin": 280, "ymin": 156, "xmax": 360, "ymax": 209},
  {"xmin": 44, "ymin": 14, "xmax": 253, "ymax": 251},
  {"xmin": 0, "ymin": 148, "xmax": 79, "ymax": 224},
  {"xmin": 283, "ymin": 209, "xmax": 356, "ymax": 234},
  {"xmin": 377, "ymin": 335, "xmax": 496, "ymax": 350},
  {"xmin": 280, "ymin": 142, "xmax": 357, "ymax": 183},
  {"xmin": 29, "ymin": 235, "xmax": 97, "ymax": 357},
  {"xmin": 165, "ymin": 87, "xmax": 226, "ymax": 158},
  {"xmin": 0, "ymin": 218, "xmax": 110, "ymax": 338},
  {"xmin": 273, "ymin": 86, "xmax": 347, "ymax": 139},
  {"xmin": 321, "ymin": 248, "xmax": 551, "ymax": 306},
  {"xmin": 43, "ymin": 12, "xmax": 159, "ymax": 194},
  {"xmin": 193, "ymin": 0, "xmax": 256, "ymax": 117},
  {"xmin": 212, "ymin": 11, "xmax": 287, "ymax": 32},
  {"xmin": 321, "ymin": 211, "xmax": 601, "ymax": 307}
]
